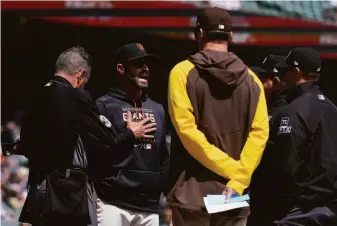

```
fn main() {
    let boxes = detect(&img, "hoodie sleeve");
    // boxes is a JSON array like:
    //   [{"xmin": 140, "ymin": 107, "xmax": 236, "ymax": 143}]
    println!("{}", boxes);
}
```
[
  {"xmin": 168, "ymin": 60, "xmax": 244, "ymax": 193},
  {"xmin": 226, "ymin": 69, "xmax": 269, "ymax": 194}
]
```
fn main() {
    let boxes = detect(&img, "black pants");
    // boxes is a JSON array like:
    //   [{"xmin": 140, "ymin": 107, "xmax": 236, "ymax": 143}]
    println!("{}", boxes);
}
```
[
  {"xmin": 248, "ymin": 205, "xmax": 337, "ymax": 226},
  {"xmin": 275, "ymin": 206, "xmax": 337, "ymax": 226},
  {"xmin": 171, "ymin": 206, "xmax": 249, "ymax": 226}
]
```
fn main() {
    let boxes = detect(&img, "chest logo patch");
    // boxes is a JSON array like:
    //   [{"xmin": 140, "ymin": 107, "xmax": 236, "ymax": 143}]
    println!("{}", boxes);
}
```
[
  {"xmin": 278, "ymin": 117, "xmax": 292, "ymax": 134},
  {"xmin": 44, "ymin": 82, "xmax": 52, "ymax": 87},
  {"xmin": 318, "ymin": 94, "xmax": 325, "ymax": 100},
  {"xmin": 99, "ymin": 115, "xmax": 112, "ymax": 128}
]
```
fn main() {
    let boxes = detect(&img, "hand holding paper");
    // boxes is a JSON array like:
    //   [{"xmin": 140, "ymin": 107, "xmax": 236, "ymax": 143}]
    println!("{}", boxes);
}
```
[
  {"xmin": 203, "ymin": 194, "xmax": 250, "ymax": 214},
  {"xmin": 222, "ymin": 187, "xmax": 238, "ymax": 201}
]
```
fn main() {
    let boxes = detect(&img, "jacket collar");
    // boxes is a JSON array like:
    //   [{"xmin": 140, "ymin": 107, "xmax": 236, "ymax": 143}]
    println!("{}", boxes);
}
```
[
  {"xmin": 51, "ymin": 76, "xmax": 73, "ymax": 87},
  {"xmin": 286, "ymin": 81, "xmax": 320, "ymax": 103},
  {"xmin": 108, "ymin": 87, "xmax": 148, "ymax": 105},
  {"xmin": 268, "ymin": 87, "xmax": 288, "ymax": 111}
]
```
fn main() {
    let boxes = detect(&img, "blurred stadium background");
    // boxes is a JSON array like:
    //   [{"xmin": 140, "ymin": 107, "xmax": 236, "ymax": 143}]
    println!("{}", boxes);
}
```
[{"xmin": 1, "ymin": 1, "xmax": 337, "ymax": 225}]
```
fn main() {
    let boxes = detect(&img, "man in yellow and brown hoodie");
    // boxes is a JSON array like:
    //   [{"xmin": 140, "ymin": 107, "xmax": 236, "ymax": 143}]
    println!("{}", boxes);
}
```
[{"xmin": 167, "ymin": 7, "xmax": 269, "ymax": 225}]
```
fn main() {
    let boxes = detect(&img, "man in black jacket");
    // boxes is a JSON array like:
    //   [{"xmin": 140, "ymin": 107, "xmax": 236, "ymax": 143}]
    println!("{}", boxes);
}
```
[
  {"xmin": 14, "ymin": 46, "xmax": 155, "ymax": 226},
  {"xmin": 251, "ymin": 47, "xmax": 337, "ymax": 225},
  {"xmin": 248, "ymin": 54, "xmax": 289, "ymax": 225},
  {"xmin": 95, "ymin": 43, "xmax": 169, "ymax": 226}
]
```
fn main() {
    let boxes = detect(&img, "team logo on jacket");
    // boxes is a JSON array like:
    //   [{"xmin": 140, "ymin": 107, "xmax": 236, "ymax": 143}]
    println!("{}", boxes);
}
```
[
  {"xmin": 99, "ymin": 115, "xmax": 112, "ymax": 128},
  {"xmin": 44, "ymin": 82, "xmax": 52, "ymax": 87},
  {"xmin": 318, "ymin": 94, "xmax": 325, "ymax": 100},
  {"xmin": 122, "ymin": 107, "xmax": 156, "ymax": 148},
  {"xmin": 144, "ymin": 144, "xmax": 152, "ymax": 149},
  {"xmin": 277, "ymin": 117, "xmax": 291, "ymax": 134}
]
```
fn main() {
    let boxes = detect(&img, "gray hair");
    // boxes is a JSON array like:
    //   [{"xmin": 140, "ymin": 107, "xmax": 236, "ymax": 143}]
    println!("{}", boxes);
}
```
[{"xmin": 55, "ymin": 46, "xmax": 92, "ymax": 80}]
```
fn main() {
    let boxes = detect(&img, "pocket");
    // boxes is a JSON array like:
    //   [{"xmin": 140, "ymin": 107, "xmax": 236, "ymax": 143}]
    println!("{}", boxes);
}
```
[
  {"xmin": 199, "ymin": 120, "xmax": 241, "ymax": 137},
  {"xmin": 199, "ymin": 122, "xmax": 243, "ymax": 160},
  {"xmin": 116, "ymin": 169, "xmax": 160, "ymax": 193},
  {"xmin": 45, "ymin": 169, "xmax": 90, "ymax": 223}
]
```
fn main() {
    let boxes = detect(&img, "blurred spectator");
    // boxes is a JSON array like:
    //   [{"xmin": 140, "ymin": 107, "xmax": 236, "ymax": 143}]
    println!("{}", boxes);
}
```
[
  {"xmin": 1, "ymin": 117, "xmax": 29, "ymax": 224},
  {"xmin": 2, "ymin": 120, "xmax": 21, "ymax": 145},
  {"xmin": 324, "ymin": 0, "xmax": 337, "ymax": 23}
]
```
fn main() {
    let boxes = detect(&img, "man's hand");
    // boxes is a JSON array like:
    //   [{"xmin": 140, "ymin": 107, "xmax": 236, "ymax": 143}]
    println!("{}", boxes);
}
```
[
  {"xmin": 222, "ymin": 186, "xmax": 238, "ymax": 201},
  {"xmin": 126, "ymin": 111, "xmax": 156, "ymax": 139}
]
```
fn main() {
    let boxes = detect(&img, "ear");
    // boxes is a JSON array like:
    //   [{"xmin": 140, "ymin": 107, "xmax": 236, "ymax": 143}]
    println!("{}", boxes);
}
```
[
  {"xmin": 76, "ymin": 69, "xmax": 85, "ymax": 84},
  {"xmin": 272, "ymin": 76, "xmax": 281, "ymax": 88},
  {"xmin": 116, "ymin": 64, "xmax": 125, "ymax": 75},
  {"xmin": 294, "ymin": 67, "xmax": 301, "ymax": 78},
  {"xmin": 196, "ymin": 28, "xmax": 203, "ymax": 41}
]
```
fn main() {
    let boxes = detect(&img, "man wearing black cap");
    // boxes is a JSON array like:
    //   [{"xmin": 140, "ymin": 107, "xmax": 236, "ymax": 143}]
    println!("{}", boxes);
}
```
[
  {"xmin": 94, "ymin": 43, "xmax": 170, "ymax": 226},
  {"xmin": 167, "ymin": 7, "xmax": 269, "ymax": 225},
  {"xmin": 251, "ymin": 55, "xmax": 287, "ymax": 101},
  {"xmin": 248, "ymin": 55, "xmax": 290, "ymax": 225},
  {"xmin": 250, "ymin": 54, "xmax": 289, "ymax": 124},
  {"xmin": 249, "ymin": 47, "xmax": 337, "ymax": 225},
  {"xmin": 10, "ymin": 46, "xmax": 156, "ymax": 226}
]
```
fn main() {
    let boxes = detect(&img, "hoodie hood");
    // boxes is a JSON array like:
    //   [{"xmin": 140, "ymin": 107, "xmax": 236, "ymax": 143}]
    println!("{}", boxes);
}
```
[
  {"xmin": 107, "ymin": 87, "xmax": 148, "ymax": 107},
  {"xmin": 188, "ymin": 49, "xmax": 248, "ymax": 88}
]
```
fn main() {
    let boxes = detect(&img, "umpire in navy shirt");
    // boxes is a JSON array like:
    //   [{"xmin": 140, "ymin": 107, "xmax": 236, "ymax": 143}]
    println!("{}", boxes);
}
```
[
  {"xmin": 15, "ymin": 46, "xmax": 156, "ymax": 226},
  {"xmin": 249, "ymin": 47, "xmax": 337, "ymax": 226}
]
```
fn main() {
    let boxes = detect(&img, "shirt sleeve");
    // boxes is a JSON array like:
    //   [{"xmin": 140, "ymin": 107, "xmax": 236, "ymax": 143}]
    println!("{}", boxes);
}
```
[
  {"xmin": 305, "ymin": 114, "xmax": 337, "ymax": 200},
  {"xmin": 73, "ymin": 89, "xmax": 135, "ymax": 148},
  {"xmin": 271, "ymin": 104, "xmax": 337, "ymax": 201}
]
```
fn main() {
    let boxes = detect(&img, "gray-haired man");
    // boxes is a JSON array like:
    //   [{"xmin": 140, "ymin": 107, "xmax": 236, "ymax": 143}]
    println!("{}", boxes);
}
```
[{"xmin": 16, "ymin": 46, "xmax": 155, "ymax": 226}]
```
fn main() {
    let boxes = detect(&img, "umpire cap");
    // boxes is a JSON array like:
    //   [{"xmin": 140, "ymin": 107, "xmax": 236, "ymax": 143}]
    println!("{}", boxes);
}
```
[
  {"xmin": 251, "ymin": 54, "xmax": 287, "ymax": 78},
  {"xmin": 275, "ymin": 47, "xmax": 321, "ymax": 76}
]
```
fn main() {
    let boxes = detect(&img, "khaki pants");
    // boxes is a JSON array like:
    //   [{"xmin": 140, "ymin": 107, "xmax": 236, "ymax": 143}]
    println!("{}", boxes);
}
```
[
  {"xmin": 171, "ymin": 206, "xmax": 248, "ymax": 226},
  {"xmin": 97, "ymin": 198, "xmax": 159, "ymax": 226}
]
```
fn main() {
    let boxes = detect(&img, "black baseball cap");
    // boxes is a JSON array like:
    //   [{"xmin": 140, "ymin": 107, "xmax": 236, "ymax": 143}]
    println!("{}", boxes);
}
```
[
  {"xmin": 197, "ymin": 7, "xmax": 232, "ymax": 32},
  {"xmin": 275, "ymin": 47, "xmax": 321, "ymax": 75},
  {"xmin": 115, "ymin": 43, "xmax": 159, "ymax": 63},
  {"xmin": 251, "ymin": 54, "xmax": 287, "ymax": 78}
]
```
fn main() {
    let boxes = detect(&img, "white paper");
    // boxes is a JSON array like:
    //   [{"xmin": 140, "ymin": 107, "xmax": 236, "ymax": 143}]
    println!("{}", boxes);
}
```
[
  {"xmin": 203, "ymin": 197, "xmax": 249, "ymax": 214},
  {"xmin": 207, "ymin": 194, "xmax": 250, "ymax": 205}
]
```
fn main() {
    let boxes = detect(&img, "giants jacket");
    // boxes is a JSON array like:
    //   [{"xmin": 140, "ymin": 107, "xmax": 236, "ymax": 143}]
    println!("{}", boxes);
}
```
[
  {"xmin": 167, "ymin": 49, "xmax": 269, "ymax": 210},
  {"xmin": 95, "ymin": 87, "xmax": 170, "ymax": 213}
]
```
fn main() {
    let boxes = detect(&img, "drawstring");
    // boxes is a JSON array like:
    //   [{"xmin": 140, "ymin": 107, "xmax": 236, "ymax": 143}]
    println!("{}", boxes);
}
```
[
  {"xmin": 141, "ymin": 102, "xmax": 145, "ymax": 119},
  {"xmin": 133, "ymin": 101, "xmax": 145, "ymax": 119}
]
